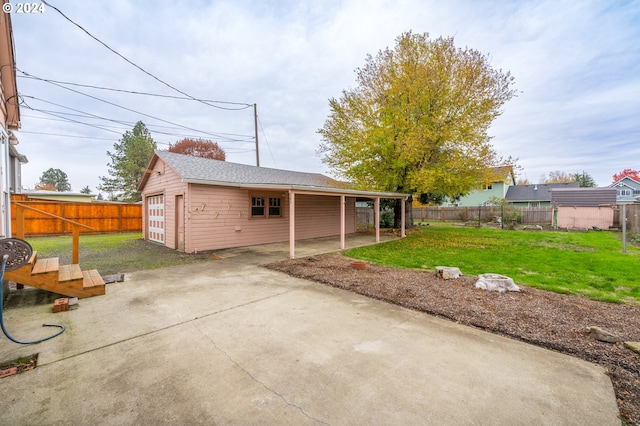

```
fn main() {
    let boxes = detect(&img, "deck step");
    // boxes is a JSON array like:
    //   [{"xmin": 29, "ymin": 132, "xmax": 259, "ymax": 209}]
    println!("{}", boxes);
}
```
[
  {"xmin": 82, "ymin": 269, "xmax": 106, "ymax": 296},
  {"xmin": 59, "ymin": 264, "xmax": 83, "ymax": 282},
  {"xmin": 31, "ymin": 257, "xmax": 59, "ymax": 275},
  {"xmin": 26, "ymin": 251, "xmax": 38, "ymax": 266},
  {"xmin": 83, "ymin": 269, "xmax": 105, "ymax": 288}
]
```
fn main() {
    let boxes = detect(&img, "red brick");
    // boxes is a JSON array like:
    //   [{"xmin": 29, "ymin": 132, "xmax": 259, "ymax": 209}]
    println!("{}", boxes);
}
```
[{"xmin": 53, "ymin": 298, "xmax": 69, "ymax": 313}]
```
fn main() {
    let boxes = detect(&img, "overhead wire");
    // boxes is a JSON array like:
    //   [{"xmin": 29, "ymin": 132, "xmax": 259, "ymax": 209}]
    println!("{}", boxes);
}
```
[
  {"xmin": 19, "ymin": 73, "xmax": 253, "ymax": 142},
  {"xmin": 30, "ymin": 1, "xmax": 265, "ymax": 161},
  {"xmin": 21, "ymin": 111, "xmax": 256, "ymax": 146},
  {"xmin": 23, "ymin": 110, "xmax": 255, "ymax": 143},
  {"xmin": 41, "ymin": 0, "xmax": 253, "ymax": 111},
  {"xmin": 17, "ymin": 130, "xmax": 116, "ymax": 141},
  {"xmin": 257, "ymin": 114, "xmax": 277, "ymax": 167},
  {"xmin": 17, "ymin": 72, "xmax": 252, "ymax": 111}
]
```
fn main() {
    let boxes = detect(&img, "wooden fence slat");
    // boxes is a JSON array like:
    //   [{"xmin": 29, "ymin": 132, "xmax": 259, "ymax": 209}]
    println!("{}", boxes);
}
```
[{"xmin": 10, "ymin": 196, "xmax": 142, "ymax": 237}]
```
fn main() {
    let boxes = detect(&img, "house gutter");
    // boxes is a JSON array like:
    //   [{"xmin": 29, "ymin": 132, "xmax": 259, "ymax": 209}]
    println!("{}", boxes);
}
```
[{"xmin": 181, "ymin": 179, "xmax": 409, "ymax": 199}]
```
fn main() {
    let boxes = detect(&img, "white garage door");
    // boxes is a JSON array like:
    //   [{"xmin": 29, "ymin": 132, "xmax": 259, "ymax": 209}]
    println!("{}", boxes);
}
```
[{"xmin": 147, "ymin": 195, "xmax": 165, "ymax": 243}]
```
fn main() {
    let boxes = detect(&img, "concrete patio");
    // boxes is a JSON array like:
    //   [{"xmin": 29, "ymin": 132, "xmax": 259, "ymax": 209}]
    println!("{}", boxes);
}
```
[{"xmin": 0, "ymin": 236, "xmax": 620, "ymax": 425}]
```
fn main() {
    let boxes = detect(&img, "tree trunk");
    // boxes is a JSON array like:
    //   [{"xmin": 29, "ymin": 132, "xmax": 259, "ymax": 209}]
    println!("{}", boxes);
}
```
[{"xmin": 394, "ymin": 195, "xmax": 414, "ymax": 229}]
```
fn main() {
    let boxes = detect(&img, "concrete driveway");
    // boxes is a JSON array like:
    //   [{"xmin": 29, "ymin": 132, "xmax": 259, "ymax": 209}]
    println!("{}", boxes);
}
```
[{"xmin": 0, "ymin": 237, "xmax": 620, "ymax": 425}]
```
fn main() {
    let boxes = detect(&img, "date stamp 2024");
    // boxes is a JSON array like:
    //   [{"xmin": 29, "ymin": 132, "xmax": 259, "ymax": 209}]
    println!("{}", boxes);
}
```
[{"xmin": 3, "ymin": 2, "xmax": 46, "ymax": 14}]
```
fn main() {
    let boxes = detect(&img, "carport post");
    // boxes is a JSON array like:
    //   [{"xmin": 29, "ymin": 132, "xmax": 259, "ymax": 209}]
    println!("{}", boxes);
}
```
[
  {"xmin": 401, "ymin": 197, "xmax": 406, "ymax": 237},
  {"xmin": 340, "ymin": 195, "xmax": 346, "ymax": 250},
  {"xmin": 289, "ymin": 190, "xmax": 296, "ymax": 259},
  {"xmin": 375, "ymin": 197, "xmax": 380, "ymax": 243}
]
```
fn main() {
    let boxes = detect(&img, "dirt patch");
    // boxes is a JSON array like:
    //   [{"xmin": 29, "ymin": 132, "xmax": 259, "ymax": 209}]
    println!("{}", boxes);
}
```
[{"xmin": 267, "ymin": 253, "xmax": 640, "ymax": 425}]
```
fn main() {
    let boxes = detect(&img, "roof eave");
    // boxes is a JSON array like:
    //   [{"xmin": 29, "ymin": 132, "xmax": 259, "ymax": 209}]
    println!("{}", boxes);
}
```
[{"xmin": 183, "ymin": 178, "xmax": 408, "ymax": 198}]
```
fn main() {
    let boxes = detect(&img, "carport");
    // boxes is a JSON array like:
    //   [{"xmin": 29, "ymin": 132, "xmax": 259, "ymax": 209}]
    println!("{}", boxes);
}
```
[{"xmin": 284, "ymin": 187, "xmax": 407, "ymax": 258}]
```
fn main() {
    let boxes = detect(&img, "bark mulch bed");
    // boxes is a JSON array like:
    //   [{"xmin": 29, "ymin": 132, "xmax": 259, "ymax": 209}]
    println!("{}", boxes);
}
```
[{"xmin": 267, "ymin": 253, "xmax": 640, "ymax": 425}]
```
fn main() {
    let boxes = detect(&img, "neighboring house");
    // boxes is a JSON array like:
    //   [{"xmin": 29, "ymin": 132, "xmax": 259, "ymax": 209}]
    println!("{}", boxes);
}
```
[
  {"xmin": 609, "ymin": 176, "xmax": 640, "ymax": 204},
  {"xmin": 448, "ymin": 166, "xmax": 516, "ymax": 206},
  {"xmin": 8, "ymin": 131, "xmax": 28, "ymax": 194},
  {"xmin": 550, "ymin": 187, "xmax": 617, "ymax": 229},
  {"xmin": 0, "ymin": 7, "xmax": 21, "ymax": 237},
  {"xmin": 506, "ymin": 182, "xmax": 580, "ymax": 207},
  {"xmin": 137, "ymin": 151, "xmax": 407, "ymax": 258},
  {"xmin": 21, "ymin": 190, "xmax": 95, "ymax": 203}
]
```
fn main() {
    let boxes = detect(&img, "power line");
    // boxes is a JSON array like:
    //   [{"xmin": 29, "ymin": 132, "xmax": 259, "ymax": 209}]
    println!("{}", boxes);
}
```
[
  {"xmin": 257, "ymin": 114, "xmax": 277, "ymax": 167},
  {"xmin": 22, "ymin": 111, "xmax": 257, "ymax": 145},
  {"xmin": 18, "ymin": 72, "xmax": 252, "ymax": 111},
  {"xmin": 20, "ymin": 75, "xmax": 253, "ymax": 141},
  {"xmin": 21, "ymin": 99, "xmax": 122, "ymax": 135},
  {"xmin": 17, "ymin": 130, "xmax": 115, "ymax": 141},
  {"xmin": 41, "ymin": 1, "xmax": 252, "ymax": 111}
]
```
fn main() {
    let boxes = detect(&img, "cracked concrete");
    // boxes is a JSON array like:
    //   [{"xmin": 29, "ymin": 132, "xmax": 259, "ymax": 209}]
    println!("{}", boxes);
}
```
[{"xmin": 0, "ymin": 237, "xmax": 621, "ymax": 425}]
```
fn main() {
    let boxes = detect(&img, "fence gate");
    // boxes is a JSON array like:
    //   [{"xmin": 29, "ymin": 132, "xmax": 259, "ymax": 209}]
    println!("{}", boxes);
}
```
[{"xmin": 147, "ymin": 195, "xmax": 165, "ymax": 243}]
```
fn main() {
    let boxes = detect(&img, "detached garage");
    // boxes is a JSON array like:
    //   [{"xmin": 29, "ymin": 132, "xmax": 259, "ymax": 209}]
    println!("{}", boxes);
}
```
[{"xmin": 137, "ymin": 151, "xmax": 407, "ymax": 258}]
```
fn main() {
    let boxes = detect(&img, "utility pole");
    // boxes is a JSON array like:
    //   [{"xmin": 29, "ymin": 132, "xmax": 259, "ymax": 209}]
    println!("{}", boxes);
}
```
[{"xmin": 254, "ymin": 103, "xmax": 259, "ymax": 167}]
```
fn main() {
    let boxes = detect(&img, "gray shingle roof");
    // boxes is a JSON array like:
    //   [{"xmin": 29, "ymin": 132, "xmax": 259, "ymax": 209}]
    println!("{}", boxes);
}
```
[
  {"xmin": 156, "ymin": 150, "xmax": 348, "ymax": 189},
  {"xmin": 505, "ymin": 182, "xmax": 580, "ymax": 202}
]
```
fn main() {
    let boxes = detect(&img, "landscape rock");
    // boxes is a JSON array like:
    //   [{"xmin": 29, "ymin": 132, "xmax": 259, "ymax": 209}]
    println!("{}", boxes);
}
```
[
  {"xmin": 623, "ymin": 341, "xmax": 640, "ymax": 355},
  {"xmin": 435, "ymin": 266, "xmax": 462, "ymax": 280},
  {"xmin": 586, "ymin": 326, "xmax": 619, "ymax": 343},
  {"xmin": 475, "ymin": 273, "xmax": 520, "ymax": 292}
]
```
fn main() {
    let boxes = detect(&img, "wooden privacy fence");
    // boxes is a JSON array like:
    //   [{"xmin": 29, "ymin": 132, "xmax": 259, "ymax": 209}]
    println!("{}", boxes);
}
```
[
  {"xmin": 10, "ymin": 200, "xmax": 142, "ymax": 237},
  {"xmin": 412, "ymin": 206, "xmax": 553, "ymax": 225},
  {"xmin": 624, "ymin": 204, "xmax": 640, "ymax": 234}
]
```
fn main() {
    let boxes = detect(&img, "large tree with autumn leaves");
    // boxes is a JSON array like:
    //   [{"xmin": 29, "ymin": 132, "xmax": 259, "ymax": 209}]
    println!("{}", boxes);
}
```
[
  {"xmin": 612, "ymin": 168, "xmax": 640, "ymax": 183},
  {"xmin": 168, "ymin": 138, "xmax": 226, "ymax": 161},
  {"xmin": 318, "ymin": 32, "xmax": 517, "ymax": 227}
]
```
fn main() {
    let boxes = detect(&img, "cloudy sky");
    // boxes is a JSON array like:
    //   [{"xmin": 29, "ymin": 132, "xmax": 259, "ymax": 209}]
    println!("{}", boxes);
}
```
[{"xmin": 9, "ymin": 0, "xmax": 640, "ymax": 193}]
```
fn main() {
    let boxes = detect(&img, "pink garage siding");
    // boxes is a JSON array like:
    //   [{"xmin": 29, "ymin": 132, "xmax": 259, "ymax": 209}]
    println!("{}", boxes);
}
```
[
  {"xmin": 142, "ymin": 167, "xmax": 358, "ymax": 253},
  {"xmin": 141, "ymin": 159, "xmax": 184, "ymax": 249},
  {"xmin": 185, "ymin": 185, "xmax": 356, "ymax": 253},
  {"xmin": 140, "ymin": 156, "xmax": 359, "ymax": 253},
  {"xmin": 557, "ymin": 206, "xmax": 614, "ymax": 229}
]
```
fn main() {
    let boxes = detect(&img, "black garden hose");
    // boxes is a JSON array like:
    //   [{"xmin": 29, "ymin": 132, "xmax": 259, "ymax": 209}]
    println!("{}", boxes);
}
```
[{"xmin": 0, "ymin": 239, "xmax": 65, "ymax": 345}]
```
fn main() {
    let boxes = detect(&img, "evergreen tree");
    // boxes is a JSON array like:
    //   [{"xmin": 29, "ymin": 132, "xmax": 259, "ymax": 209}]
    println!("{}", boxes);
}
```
[
  {"xmin": 99, "ymin": 121, "xmax": 156, "ymax": 202},
  {"xmin": 571, "ymin": 171, "xmax": 597, "ymax": 187},
  {"xmin": 36, "ymin": 168, "xmax": 71, "ymax": 191}
]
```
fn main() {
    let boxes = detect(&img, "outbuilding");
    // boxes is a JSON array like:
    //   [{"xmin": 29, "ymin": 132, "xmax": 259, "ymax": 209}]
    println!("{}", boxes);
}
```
[
  {"xmin": 550, "ymin": 187, "xmax": 617, "ymax": 229},
  {"xmin": 137, "ymin": 151, "xmax": 407, "ymax": 258}
]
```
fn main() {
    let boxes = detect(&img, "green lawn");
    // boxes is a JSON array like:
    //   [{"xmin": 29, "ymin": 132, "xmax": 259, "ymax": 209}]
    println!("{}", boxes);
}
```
[
  {"xmin": 345, "ymin": 226, "xmax": 640, "ymax": 304},
  {"xmin": 24, "ymin": 233, "xmax": 214, "ymax": 275}
]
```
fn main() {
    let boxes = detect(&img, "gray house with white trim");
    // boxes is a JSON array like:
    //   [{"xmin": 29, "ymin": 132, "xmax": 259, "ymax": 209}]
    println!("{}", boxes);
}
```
[{"xmin": 610, "ymin": 176, "xmax": 640, "ymax": 203}]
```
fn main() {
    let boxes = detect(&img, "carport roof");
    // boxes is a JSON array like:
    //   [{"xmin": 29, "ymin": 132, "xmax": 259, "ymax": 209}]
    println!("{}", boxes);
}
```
[{"xmin": 141, "ymin": 150, "xmax": 407, "ymax": 199}]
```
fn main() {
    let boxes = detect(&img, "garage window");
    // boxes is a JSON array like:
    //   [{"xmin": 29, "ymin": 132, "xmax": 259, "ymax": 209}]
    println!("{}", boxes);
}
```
[
  {"xmin": 269, "ymin": 197, "xmax": 281, "ymax": 217},
  {"xmin": 251, "ymin": 197, "xmax": 265, "ymax": 217},
  {"xmin": 250, "ymin": 194, "xmax": 283, "ymax": 218}
]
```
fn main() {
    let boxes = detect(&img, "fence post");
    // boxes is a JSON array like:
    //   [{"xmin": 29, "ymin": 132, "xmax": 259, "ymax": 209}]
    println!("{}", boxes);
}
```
[
  {"xmin": 72, "ymin": 225, "xmax": 80, "ymax": 264},
  {"xmin": 61, "ymin": 203, "xmax": 66, "ymax": 234},
  {"xmin": 15, "ymin": 204, "xmax": 25, "ymax": 239}
]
